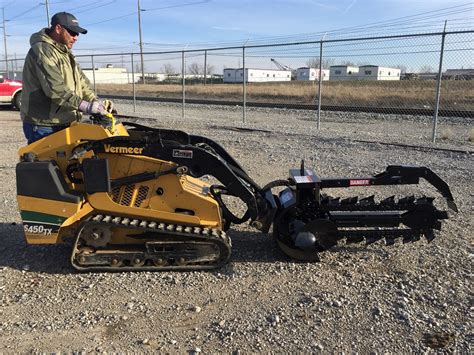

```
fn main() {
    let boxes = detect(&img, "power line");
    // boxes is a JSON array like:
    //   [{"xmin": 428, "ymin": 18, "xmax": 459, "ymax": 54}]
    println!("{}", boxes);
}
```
[
  {"xmin": 170, "ymin": 4, "xmax": 473, "ymax": 48},
  {"xmin": 5, "ymin": 18, "xmax": 45, "ymax": 28},
  {"xmin": 64, "ymin": 0, "xmax": 115, "ymax": 12},
  {"xmin": 84, "ymin": 11, "xmax": 137, "ymax": 26},
  {"xmin": 1, "ymin": 1, "xmax": 15, "ymax": 9},
  {"xmin": 128, "ymin": 16, "xmax": 473, "ymax": 51},
  {"xmin": 2, "ymin": 2, "xmax": 473, "ymax": 65},
  {"xmin": 6, "ymin": 4, "xmax": 42, "ymax": 21},
  {"xmin": 72, "ymin": 0, "xmax": 118, "ymax": 15},
  {"xmin": 143, "ymin": 0, "xmax": 211, "ymax": 12},
  {"xmin": 313, "ymin": 4, "xmax": 473, "ymax": 36},
  {"xmin": 82, "ymin": 0, "xmax": 213, "ymax": 27}
]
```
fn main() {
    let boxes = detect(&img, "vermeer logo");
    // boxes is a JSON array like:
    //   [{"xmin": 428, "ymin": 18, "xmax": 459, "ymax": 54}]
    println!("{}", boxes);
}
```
[
  {"xmin": 104, "ymin": 144, "xmax": 144, "ymax": 154},
  {"xmin": 173, "ymin": 149, "xmax": 193, "ymax": 159}
]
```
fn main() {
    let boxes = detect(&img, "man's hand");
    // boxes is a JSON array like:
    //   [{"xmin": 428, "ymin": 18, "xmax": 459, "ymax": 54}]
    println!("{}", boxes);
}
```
[{"xmin": 78, "ymin": 100, "xmax": 107, "ymax": 115}]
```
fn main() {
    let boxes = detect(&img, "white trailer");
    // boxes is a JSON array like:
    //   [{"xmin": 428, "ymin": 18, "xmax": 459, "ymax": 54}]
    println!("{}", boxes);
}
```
[
  {"xmin": 329, "ymin": 65, "xmax": 359, "ymax": 81},
  {"xmin": 82, "ymin": 65, "xmax": 165, "ymax": 84},
  {"xmin": 223, "ymin": 68, "xmax": 237, "ymax": 83},
  {"xmin": 358, "ymin": 65, "xmax": 401, "ymax": 81},
  {"xmin": 296, "ymin": 67, "xmax": 330, "ymax": 81},
  {"xmin": 223, "ymin": 68, "xmax": 291, "ymax": 83}
]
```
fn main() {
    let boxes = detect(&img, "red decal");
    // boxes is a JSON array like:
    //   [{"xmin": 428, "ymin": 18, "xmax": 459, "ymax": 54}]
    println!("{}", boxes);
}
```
[
  {"xmin": 294, "ymin": 176, "xmax": 313, "ymax": 183},
  {"xmin": 350, "ymin": 179, "xmax": 370, "ymax": 186}
]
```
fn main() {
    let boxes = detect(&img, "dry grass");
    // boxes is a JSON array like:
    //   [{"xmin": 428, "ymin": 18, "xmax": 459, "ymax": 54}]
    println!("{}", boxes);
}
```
[
  {"xmin": 440, "ymin": 128, "xmax": 454, "ymax": 140},
  {"xmin": 469, "ymin": 128, "xmax": 474, "ymax": 142},
  {"xmin": 97, "ymin": 80, "xmax": 474, "ymax": 110}
]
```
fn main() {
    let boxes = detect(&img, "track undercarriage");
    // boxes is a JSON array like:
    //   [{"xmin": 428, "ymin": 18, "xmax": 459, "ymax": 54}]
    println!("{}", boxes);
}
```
[{"xmin": 72, "ymin": 214, "xmax": 231, "ymax": 271}]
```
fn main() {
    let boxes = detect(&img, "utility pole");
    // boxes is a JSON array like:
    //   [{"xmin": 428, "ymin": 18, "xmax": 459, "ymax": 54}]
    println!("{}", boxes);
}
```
[
  {"xmin": 2, "ymin": 7, "xmax": 8, "ymax": 78},
  {"xmin": 45, "ymin": 0, "xmax": 50, "ymax": 26},
  {"xmin": 39, "ymin": 1, "xmax": 50, "ymax": 26},
  {"xmin": 137, "ymin": 0, "xmax": 145, "ymax": 84}
]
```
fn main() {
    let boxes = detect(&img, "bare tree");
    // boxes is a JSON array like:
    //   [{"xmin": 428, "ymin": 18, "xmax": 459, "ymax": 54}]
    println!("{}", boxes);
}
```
[
  {"xmin": 161, "ymin": 63, "xmax": 176, "ymax": 75},
  {"xmin": 187, "ymin": 62, "xmax": 215, "ymax": 76},
  {"xmin": 305, "ymin": 57, "xmax": 335, "ymax": 69},
  {"xmin": 204, "ymin": 63, "xmax": 215, "ymax": 75},
  {"xmin": 419, "ymin": 65, "xmax": 434, "ymax": 73},
  {"xmin": 188, "ymin": 62, "xmax": 202, "ymax": 75},
  {"xmin": 339, "ymin": 60, "xmax": 356, "ymax": 66},
  {"xmin": 394, "ymin": 64, "xmax": 408, "ymax": 73}
]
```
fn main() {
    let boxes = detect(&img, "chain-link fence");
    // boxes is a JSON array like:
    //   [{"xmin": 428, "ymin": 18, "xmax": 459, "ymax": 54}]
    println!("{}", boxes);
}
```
[{"xmin": 1, "ymin": 29, "xmax": 472, "ymax": 141}]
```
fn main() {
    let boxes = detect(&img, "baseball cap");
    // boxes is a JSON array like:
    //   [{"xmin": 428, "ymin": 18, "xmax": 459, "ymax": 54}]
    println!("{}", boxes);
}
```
[{"xmin": 51, "ymin": 12, "xmax": 87, "ymax": 35}]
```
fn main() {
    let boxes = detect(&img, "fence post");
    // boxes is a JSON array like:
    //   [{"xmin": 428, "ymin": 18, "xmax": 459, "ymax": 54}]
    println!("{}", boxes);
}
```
[
  {"xmin": 242, "ymin": 46, "xmax": 246, "ymax": 123},
  {"xmin": 204, "ymin": 50, "xmax": 207, "ymax": 85},
  {"xmin": 4, "ymin": 59, "xmax": 8, "ymax": 79},
  {"xmin": 131, "ymin": 53, "xmax": 136, "ymax": 112},
  {"xmin": 317, "ymin": 39, "xmax": 324, "ymax": 129},
  {"xmin": 182, "ymin": 50, "xmax": 185, "ymax": 118},
  {"xmin": 14, "ymin": 53, "xmax": 18, "ymax": 75},
  {"xmin": 432, "ymin": 22, "xmax": 447, "ymax": 143},
  {"xmin": 91, "ymin": 55, "xmax": 96, "ymax": 93}
]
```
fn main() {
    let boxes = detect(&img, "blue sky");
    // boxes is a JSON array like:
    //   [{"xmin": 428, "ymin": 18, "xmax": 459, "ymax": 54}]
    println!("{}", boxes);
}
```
[{"xmin": 1, "ymin": 0, "xmax": 473, "ymax": 72}]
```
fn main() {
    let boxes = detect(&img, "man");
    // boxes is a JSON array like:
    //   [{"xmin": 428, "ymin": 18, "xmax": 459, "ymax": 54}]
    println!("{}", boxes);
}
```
[{"xmin": 21, "ymin": 11, "xmax": 113, "ymax": 144}]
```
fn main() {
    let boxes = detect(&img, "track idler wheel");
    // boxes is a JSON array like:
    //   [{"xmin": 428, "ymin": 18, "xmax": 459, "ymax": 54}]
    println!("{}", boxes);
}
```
[
  {"xmin": 152, "ymin": 258, "xmax": 167, "ymax": 266},
  {"xmin": 130, "ymin": 257, "xmax": 145, "ymax": 267},
  {"xmin": 80, "ymin": 224, "xmax": 111, "ymax": 248},
  {"xmin": 274, "ymin": 218, "xmax": 339, "ymax": 262},
  {"xmin": 110, "ymin": 258, "xmax": 123, "ymax": 267}
]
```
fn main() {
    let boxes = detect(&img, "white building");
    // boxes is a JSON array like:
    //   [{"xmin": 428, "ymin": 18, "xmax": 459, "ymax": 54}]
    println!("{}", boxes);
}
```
[
  {"xmin": 296, "ymin": 67, "xmax": 330, "ymax": 81},
  {"xmin": 223, "ymin": 68, "xmax": 291, "ymax": 83},
  {"xmin": 83, "ymin": 65, "xmax": 134, "ymax": 84},
  {"xmin": 329, "ymin": 65, "xmax": 359, "ymax": 81},
  {"xmin": 358, "ymin": 65, "xmax": 401, "ymax": 81}
]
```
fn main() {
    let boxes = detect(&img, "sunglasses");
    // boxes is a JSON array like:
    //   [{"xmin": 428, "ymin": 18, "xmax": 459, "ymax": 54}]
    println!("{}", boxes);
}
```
[{"xmin": 60, "ymin": 25, "xmax": 79, "ymax": 37}]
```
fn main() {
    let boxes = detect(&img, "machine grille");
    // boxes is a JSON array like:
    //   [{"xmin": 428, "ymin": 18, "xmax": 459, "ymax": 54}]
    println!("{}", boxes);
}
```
[
  {"xmin": 121, "ymin": 184, "xmax": 135, "ymax": 206},
  {"xmin": 134, "ymin": 186, "xmax": 149, "ymax": 207},
  {"xmin": 111, "ymin": 186, "xmax": 121, "ymax": 202},
  {"xmin": 110, "ymin": 184, "xmax": 149, "ymax": 207}
]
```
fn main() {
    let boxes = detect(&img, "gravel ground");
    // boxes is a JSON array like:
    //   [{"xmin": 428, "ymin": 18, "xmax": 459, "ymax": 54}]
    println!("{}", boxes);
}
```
[{"xmin": 0, "ymin": 101, "xmax": 472, "ymax": 352}]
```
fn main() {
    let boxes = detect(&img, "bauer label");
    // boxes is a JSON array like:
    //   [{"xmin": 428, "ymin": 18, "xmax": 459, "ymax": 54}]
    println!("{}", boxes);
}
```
[{"xmin": 173, "ymin": 149, "xmax": 193, "ymax": 159}]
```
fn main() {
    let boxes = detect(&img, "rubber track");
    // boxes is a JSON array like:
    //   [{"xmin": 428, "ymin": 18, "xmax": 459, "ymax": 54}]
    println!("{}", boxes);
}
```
[{"xmin": 71, "ymin": 214, "xmax": 231, "ymax": 272}]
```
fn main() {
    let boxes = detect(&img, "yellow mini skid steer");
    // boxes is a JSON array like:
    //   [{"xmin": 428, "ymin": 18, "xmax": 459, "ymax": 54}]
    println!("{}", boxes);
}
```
[{"xmin": 16, "ymin": 115, "xmax": 457, "ymax": 271}]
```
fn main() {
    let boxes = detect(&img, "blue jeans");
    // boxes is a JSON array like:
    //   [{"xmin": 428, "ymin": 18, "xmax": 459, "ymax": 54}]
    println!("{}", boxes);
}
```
[{"xmin": 23, "ymin": 122, "xmax": 67, "ymax": 144}]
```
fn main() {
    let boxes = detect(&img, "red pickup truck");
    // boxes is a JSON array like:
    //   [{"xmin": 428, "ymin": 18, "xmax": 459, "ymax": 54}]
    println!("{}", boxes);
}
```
[{"xmin": 0, "ymin": 75, "xmax": 22, "ymax": 110}]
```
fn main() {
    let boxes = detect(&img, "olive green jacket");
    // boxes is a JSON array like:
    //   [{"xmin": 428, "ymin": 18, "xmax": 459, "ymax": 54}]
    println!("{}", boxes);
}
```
[{"xmin": 20, "ymin": 29, "xmax": 96, "ymax": 126}]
